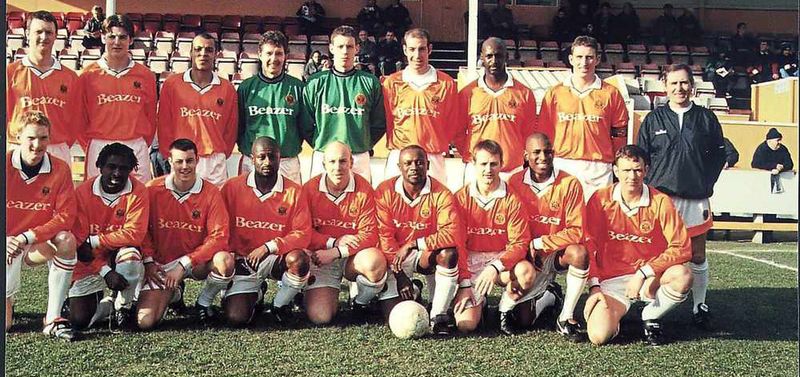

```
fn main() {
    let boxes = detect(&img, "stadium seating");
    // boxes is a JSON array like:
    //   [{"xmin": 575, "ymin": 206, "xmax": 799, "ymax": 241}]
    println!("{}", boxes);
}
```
[
  {"xmin": 648, "ymin": 45, "xmax": 669, "ymax": 66},
  {"xmin": 242, "ymin": 16, "xmax": 263, "ymax": 34},
  {"xmin": 603, "ymin": 43, "xmax": 625, "ymax": 65},
  {"xmin": 596, "ymin": 62, "xmax": 614, "ymax": 79},
  {"xmin": 202, "ymin": 15, "xmax": 222, "ymax": 34},
  {"xmin": 309, "ymin": 35, "xmax": 329, "ymax": 57},
  {"xmin": 242, "ymin": 33, "xmax": 261, "ymax": 55},
  {"xmin": 220, "ymin": 32, "xmax": 241, "ymax": 54},
  {"xmin": 6, "ymin": 11, "xmax": 26, "ymax": 29},
  {"xmin": 133, "ymin": 31, "xmax": 154, "ymax": 51},
  {"xmin": 162, "ymin": 13, "xmax": 181, "ymax": 34},
  {"xmin": 690, "ymin": 46, "xmax": 710, "ymax": 67},
  {"xmin": 6, "ymin": 28, "xmax": 25, "ymax": 51},
  {"xmin": 518, "ymin": 40, "xmax": 538, "ymax": 61},
  {"xmin": 131, "ymin": 48, "xmax": 147, "ymax": 65},
  {"xmin": 170, "ymin": 51, "xmax": 191, "ymax": 73},
  {"xmin": 627, "ymin": 44, "xmax": 647, "ymax": 65},
  {"xmin": 147, "ymin": 50, "xmax": 170, "ymax": 74},
  {"xmin": 238, "ymin": 52, "xmax": 259, "ymax": 79},
  {"xmin": 538, "ymin": 41, "xmax": 559, "ymax": 62},
  {"xmin": 670, "ymin": 45, "xmax": 690, "ymax": 65},
  {"xmin": 175, "ymin": 32, "xmax": 196, "ymax": 56},
  {"xmin": 58, "ymin": 48, "xmax": 79, "ymax": 70},
  {"xmin": 51, "ymin": 11, "xmax": 66, "ymax": 30},
  {"xmin": 286, "ymin": 52, "xmax": 306, "ymax": 80},
  {"xmin": 155, "ymin": 31, "xmax": 176, "ymax": 55},
  {"xmin": 65, "ymin": 12, "xmax": 85, "ymax": 34},
  {"xmin": 80, "ymin": 48, "xmax": 101, "ymax": 68},
  {"xmin": 181, "ymin": 14, "xmax": 202, "ymax": 33},
  {"xmin": 216, "ymin": 50, "xmax": 238, "ymax": 80},
  {"xmin": 221, "ymin": 15, "xmax": 242, "ymax": 34}
]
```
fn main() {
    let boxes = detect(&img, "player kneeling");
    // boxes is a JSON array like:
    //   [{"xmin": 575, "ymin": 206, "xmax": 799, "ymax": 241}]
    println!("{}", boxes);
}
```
[
  {"xmin": 213, "ymin": 137, "xmax": 312, "ymax": 327},
  {"xmin": 374, "ymin": 146, "xmax": 470, "ymax": 335},
  {"xmin": 136, "ymin": 139, "xmax": 231, "ymax": 330},
  {"xmin": 453, "ymin": 140, "xmax": 535, "ymax": 335},
  {"xmin": 583, "ymin": 145, "xmax": 693, "ymax": 346},
  {"xmin": 301, "ymin": 142, "xmax": 387, "ymax": 325},
  {"xmin": 508, "ymin": 133, "xmax": 590, "ymax": 341},
  {"xmin": 69, "ymin": 143, "xmax": 149, "ymax": 331}
]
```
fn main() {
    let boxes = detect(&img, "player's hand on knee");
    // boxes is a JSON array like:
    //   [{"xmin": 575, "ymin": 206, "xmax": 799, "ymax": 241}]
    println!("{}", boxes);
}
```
[
  {"xmin": 625, "ymin": 274, "xmax": 645, "ymax": 301},
  {"xmin": 313, "ymin": 248, "xmax": 339, "ymax": 267},
  {"xmin": 335, "ymin": 235, "xmax": 359, "ymax": 250},
  {"xmin": 164, "ymin": 265, "xmax": 185, "ymax": 290},
  {"xmin": 454, "ymin": 288, "xmax": 476, "ymax": 314},
  {"xmin": 583, "ymin": 288, "xmax": 607, "ymax": 320},
  {"xmin": 246, "ymin": 245, "xmax": 269, "ymax": 270},
  {"xmin": 144, "ymin": 262, "xmax": 166, "ymax": 289},
  {"xmin": 6, "ymin": 236, "xmax": 24, "ymax": 262},
  {"xmin": 506, "ymin": 279, "xmax": 524, "ymax": 301},
  {"xmin": 76, "ymin": 241, "xmax": 95, "ymax": 263},
  {"xmin": 394, "ymin": 271, "xmax": 415, "ymax": 301},
  {"xmin": 104, "ymin": 270, "xmax": 129, "ymax": 291},
  {"xmin": 392, "ymin": 242, "xmax": 414, "ymax": 273},
  {"xmin": 474, "ymin": 266, "xmax": 498, "ymax": 298}
]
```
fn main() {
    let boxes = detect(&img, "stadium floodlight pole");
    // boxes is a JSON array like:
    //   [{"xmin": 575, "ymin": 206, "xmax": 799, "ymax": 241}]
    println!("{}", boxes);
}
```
[
  {"xmin": 467, "ymin": 0, "xmax": 478, "ymax": 77},
  {"xmin": 105, "ymin": 0, "xmax": 116, "ymax": 16}
]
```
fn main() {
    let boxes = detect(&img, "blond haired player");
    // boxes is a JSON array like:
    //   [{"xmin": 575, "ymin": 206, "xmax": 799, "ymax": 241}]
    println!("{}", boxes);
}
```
[{"xmin": 538, "ymin": 35, "xmax": 629, "ymax": 200}]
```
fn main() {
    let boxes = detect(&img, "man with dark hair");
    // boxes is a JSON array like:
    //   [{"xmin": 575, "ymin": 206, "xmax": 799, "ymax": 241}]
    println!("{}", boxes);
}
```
[
  {"xmin": 82, "ymin": 6, "xmax": 105, "ymax": 50},
  {"xmin": 677, "ymin": 8, "xmax": 702, "ymax": 46},
  {"xmin": 377, "ymin": 29, "xmax": 403, "ymax": 75},
  {"xmin": 136, "ymin": 138, "xmax": 231, "ymax": 330},
  {"xmin": 73, "ymin": 14, "xmax": 157, "ymax": 183},
  {"xmin": 777, "ymin": 43, "xmax": 798, "ymax": 77},
  {"xmin": 584, "ymin": 145, "xmax": 692, "ymax": 346},
  {"xmin": 490, "ymin": 0, "xmax": 519, "ymax": 52},
  {"xmin": 653, "ymin": 3, "xmax": 680, "ymax": 46},
  {"xmin": 303, "ymin": 50, "xmax": 323, "ymax": 81},
  {"xmin": 747, "ymin": 41, "xmax": 780, "ymax": 84},
  {"xmin": 637, "ymin": 63, "xmax": 726, "ymax": 331},
  {"xmin": 158, "ymin": 33, "xmax": 238, "ymax": 186},
  {"xmin": 303, "ymin": 25, "xmax": 386, "ymax": 182},
  {"xmin": 297, "ymin": 0, "xmax": 326, "ymax": 36},
  {"xmin": 356, "ymin": 29, "xmax": 378, "ymax": 68},
  {"xmin": 7, "ymin": 10, "xmax": 79, "ymax": 165},
  {"xmin": 383, "ymin": 0, "xmax": 413, "ymax": 37},
  {"xmin": 752, "ymin": 128, "xmax": 794, "ymax": 174},
  {"xmin": 357, "ymin": 0, "xmax": 383, "ymax": 37},
  {"xmin": 238, "ymin": 31, "xmax": 307, "ymax": 183},
  {"xmin": 731, "ymin": 22, "xmax": 757, "ymax": 67},
  {"xmin": 69, "ymin": 143, "xmax": 148, "ymax": 331}
]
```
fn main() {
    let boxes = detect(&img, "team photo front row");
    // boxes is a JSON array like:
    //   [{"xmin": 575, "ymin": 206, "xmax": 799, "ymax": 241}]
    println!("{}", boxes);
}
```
[{"xmin": 8, "ymin": 112, "xmax": 703, "ymax": 347}]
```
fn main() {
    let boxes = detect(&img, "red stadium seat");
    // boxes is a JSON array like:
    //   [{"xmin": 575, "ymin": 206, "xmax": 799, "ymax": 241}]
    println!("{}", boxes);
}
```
[
  {"xmin": 518, "ymin": 40, "xmax": 538, "ymax": 61},
  {"xmin": 648, "ymin": 45, "xmax": 669, "ymax": 66},
  {"xmin": 65, "ymin": 12, "xmax": 86, "ymax": 34},
  {"xmin": 147, "ymin": 50, "xmax": 170, "ymax": 74},
  {"xmin": 627, "ymin": 44, "xmax": 647, "ymax": 65},
  {"xmin": 170, "ymin": 51, "xmax": 191, "ymax": 73},
  {"xmin": 242, "ymin": 15, "xmax": 262, "ymax": 34},
  {"xmin": 181, "ymin": 14, "xmax": 202, "ymax": 32},
  {"xmin": 133, "ymin": 31, "xmax": 153, "ymax": 51},
  {"xmin": 143, "ymin": 13, "xmax": 162, "ymax": 23},
  {"xmin": 175, "ymin": 32, "xmax": 196, "ymax": 56},
  {"xmin": 547, "ymin": 61, "xmax": 567, "ymax": 69},
  {"xmin": 238, "ymin": 52, "xmax": 259, "ymax": 79},
  {"xmin": 202, "ymin": 15, "xmax": 222, "ymax": 32},
  {"xmin": 6, "ymin": 28, "xmax": 26, "ymax": 51},
  {"xmin": 690, "ymin": 46, "xmax": 710, "ymax": 67},
  {"xmin": 242, "ymin": 33, "xmax": 261, "ymax": 55},
  {"xmin": 163, "ymin": 13, "xmax": 181, "ymax": 34},
  {"xmin": 220, "ymin": 32, "xmax": 241, "ymax": 54},
  {"xmin": 51, "ymin": 12, "xmax": 66, "ymax": 30},
  {"xmin": 6, "ymin": 11, "xmax": 26, "ymax": 29},
  {"xmin": 221, "ymin": 15, "xmax": 242, "ymax": 33},
  {"xmin": 58, "ymin": 48, "xmax": 79, "ymax": 70},
  {"xmin": 596, "ymin": 62, "xmax": 614, "ymax": 78},
  {"xmin": 538, "ymin": 40, "xmax": 559, "ymax": 62},
  {"xmin": 524, "ymin": 59, "xmax": 544, "ymax": 67},
  {"xmin": 155, "ymin": 31, "xmax": 176, "ymax": 55},
  {"xmin": 216, "ymin": 50, "xmax": 238, "ymax": 80},
  {"xmin": 669, "ymin": 45, "xmax": 690, "ymax": 65}
]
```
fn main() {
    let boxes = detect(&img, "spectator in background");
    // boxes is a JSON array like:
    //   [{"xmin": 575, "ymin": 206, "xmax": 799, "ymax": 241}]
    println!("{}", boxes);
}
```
[
  {"xmin": 613, "ymin": 2, "xmax": 640, "ymax": 44},
  {"xmin": 592, "ymin": 3, "xmax": 613, "ymax": 44},
  {"xmin": 752, "ymin": 128, "xmax": 794, "ymax": 174},
  {"xmin": 571, "ymin": 3, "xmax": 595, "ymax": 40},
  {"xmin": 297, "ymin": 0, "xmax": 326, "ymax": 36},
  {"xmin": 551, "ymin": 7, "xmax": 573, "ymax": 43},
  {"xmin": 730, "ymin": 22, "xmax": 757, "ymax": 66},
  {"xmin": 378, "ymin": 29, "xmax": 403, "ymax": 75},
  {"xmin": 383, "ymin": 0, "xmax": 413, "ymax": 37},
  {"xmin": 706, "ymin": 50, "xmax": 735, "ymax": 97},
  {"xmin": 723, "ymin": 137, "xmax": 739, "ymax": 169},
  {"xmin": 357, "ymin": 0, "xmax": 383, "ymax": 38},
  {"xmin": 777, "ymin": 43, "xmax": 798, "ymax": 78},
  {"xmin": 678, "ymin": 8, "xmax": 702, "ymax": 46},
  {"xmin": 320, "ymin": 54, "xmax": 332, "ymax": 71},
  {"xmin": 303, "ymin": 50, "xmax": 323, "ymax": 81},
  {"xmin": 464, "ymin": 2, "xmax": 494, "ymax": 40},
  {"xmin": 356, "ymin": 29, "xmax": 378, "ymax": 68},
  {"xmin": 82, "ymin": 5, "xmax": 105, "ymax": 50},
  {"xmin": 747, "ymin": 41, "xmax": 779, "ymax": 84},
  {"xmin": 491, "ymin": 0, "xmax": 519, "ymax": 45},
  {"xmin": 653, "ymin": 4, "xmax": 680, "ymax": 46}
]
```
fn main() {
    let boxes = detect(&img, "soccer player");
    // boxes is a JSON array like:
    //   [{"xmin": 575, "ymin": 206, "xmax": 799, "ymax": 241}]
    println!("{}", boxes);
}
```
[
  {"xmin": 136, "ymin": 139, "xmax": 230, "ymax": 330},
  {"xmin": 538, "ymin": 35, "xmax": 629, "ymax": 200},
  {"xmin": 636, "ymin": 64, "xmax": 726, "ymax": 330},
  {"xmin": 381, "ymin": 28, "xmax": 458, "ymax": 184},
  {"xmin": 507, "ymin": 133, "xmax": 589, "ymax": 341},
  {"xmin": 237, "ymin": 31, "xmax": 307, "ymax": 183},
  {"xmin": 68, "ymin": 143, "xmax": 149, "ymax": 330},
  {"xmin": 302, "ymin": 26, "xmax": 386, "ymax": 182},
  {"xmin": 6, "ymin": 10, "xmax": 79, "ymax": 165},
  {"xmin": 73, "ymin": 14, "xmax": 157, "ymax": 182},
  {"xmin": 453, "ymin": 140, "xmax": 534, "ymax": 335},
  {"xmin": 583, "ymin": 145, "xmax": 692, "ymax": 346},
  {"xmin": 158, "ymin": 33, "xmax": 238, "ymax": 186},
  {"xmin": 374, "ymin": 145, "xmax": 469, "ymax": 334},
  {"xmin": 216, "ymin": 137, "xmax": 312, "ymax": 327},
  {"xmin": 456, "ymin": 38, "xmax": 537, "ymax": 184},
  {"xmin": 6, "ymin": 111, "xmax": 78, "ymax": 340},
  {"xmin": 301, "ymin": 141, "xmax": 387, "ymax": 325}
]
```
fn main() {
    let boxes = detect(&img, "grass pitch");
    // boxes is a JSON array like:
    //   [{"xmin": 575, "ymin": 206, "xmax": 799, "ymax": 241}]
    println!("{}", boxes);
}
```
[{"xmin": 5, "ymin": 241, "xmax": 798, "ymax": 377}]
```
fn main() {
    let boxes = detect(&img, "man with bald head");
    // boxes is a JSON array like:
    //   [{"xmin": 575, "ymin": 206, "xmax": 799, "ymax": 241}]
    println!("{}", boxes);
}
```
[
  {"xmin": 300, "ymin": 141, "xmax": 387, "ymax": 325},
  {"xmin": 158, "ymin": 33, "xmax": 238, "ymax": 186},
  {"xmin": 508, "ymin": 132, "xmax": 590, "ymax": 341},
  {"xmin": 209, "ymin": 136, "xmax": 312, "ymax": 327},
  {"xmin": 456, "ymin": 38, "xmax": 537, "ymax": 185},
  {"xmin": 374, "ymin": 145, "xmax": 469, "ymax": 334}
]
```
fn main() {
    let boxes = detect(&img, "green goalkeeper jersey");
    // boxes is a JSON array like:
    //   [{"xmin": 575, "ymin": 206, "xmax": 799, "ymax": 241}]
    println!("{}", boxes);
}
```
[
  {"xmin": 302, "ymin": 68, "xmax": 386, "ymax": 154},
  {"xmin": 237, "ymin": 72, "xmax": 306, "ymax": 157}
]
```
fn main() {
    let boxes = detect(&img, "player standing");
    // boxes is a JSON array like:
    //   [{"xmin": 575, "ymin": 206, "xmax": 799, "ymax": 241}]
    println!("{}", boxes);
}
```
[
  {"xmin": 73, "ymin": 14, "xmax": 157, "ymax": 182},
  {"xmin": 302, "ymin": 26, "xmax": 386, "ymax": 182},
  {"xmin": 374, "ymin": 146, "xmax": 469, "ymax": 334},
  {"xmin": 68, "ymin": 143, "xmax": 148, "ymax": 330},
  {"xmin": 457, "ymin": 38, "xmax": 537, "ymax": 184},
  {"xmin": 6, "ymin": 111, "xmax": 78, "ymax": 340},
  {"xmin": 508, "ymin": 133, "xmax": 589, "ymax": 341},
  {"xmin": 538, "ymin": 36, "xmax": 629, "ymax": 200},
  {"xmin": 136, "ymin": 139, "xmax": 231, "ymax": 330},
  {"xmin": 216, "ymin": 137, "xmax": 312, "ymax": 327},
  {"xmin": 637, "ymin": 64, "xmax": 726, "ymax": 330},
  {"xmin": 453, "ymin": 140, "xmax": 534, "ymax": 335},
  {"xmin": 381, "ymin": 28, "xmax": 458, "ymax": 184},
  {"xmin": 301, "ymin": 142, "xmax": 387, "ymax": 325},
  {"xmin": 237, "ymin": 31, "xmax": 307, "ymax": 183},
  {"xmin": 158, "ymin": 33, "xmax": 238, "ymax": 186},
  {"xmin": 583, "ymin": 145, "xmax": 692, "ymax": 346},
  {"xmin": 6, "ymin": 10, "xmax": 78, "ymax": 165}
]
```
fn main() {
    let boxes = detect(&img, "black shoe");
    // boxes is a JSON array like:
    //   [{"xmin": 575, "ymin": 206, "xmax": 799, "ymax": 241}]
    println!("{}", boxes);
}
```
[
  {"xmin": 253, "ymin": 281, "xmax": 269, "ymax": 315},
  {"xmin": 114, "ymin": 307, "xmax": 134, "ymax": 331},
  {"xmin": 643, "ymin": 320, "xmax": 665, "ymax": 346},
  {"xmin": 194, "ymin": 302, "xmax": 217, "ymax": 326},
  {"xmin": 43, "ymin": 318, "xmax": 78, "ymax": 342},
  {"xmin": 556, "ymin": 318, "xmax": 585, "ymax": 342},
  {"xmin": 547, "ymin": 281, "xmax": 564, "ymax": 309},
  {"xmin": 166, "ymin": 281, "xmax": 188, "ymax": 316},
  {"xmin": 350, "ymin": 301, "xmax": 371, "ymax": 323},
  {"xmin": 429, "ymin": 314, "xmax": 454, "ymax": 336},
  {"xmin": 499, "ymin": 311, "xmax": 519, "ymax": 335},
  {"xmin": 268, "ymin": 304, "xmax": 298, "ymax": 326},
  {"xmin": 693, "ymin": 303, "xmax": 712, "ymax": 331},
  {"xmin": 292, "ymin": 291, "xmax": 305, "ymax": 313}
]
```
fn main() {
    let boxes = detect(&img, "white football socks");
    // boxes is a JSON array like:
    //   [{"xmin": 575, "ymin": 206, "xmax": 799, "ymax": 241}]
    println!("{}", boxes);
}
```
[
  {"xmin": 196, "ymin": 271, "xmax": 232, "ymax": 308},
  {"xmin": 354, "ymin": 272, "xmax": 388, "ymax": 305},
  {"xmin": 642, "ymin": 284, "xmax": 687, "ymax": 321},
  {"xmin": 430, "ymin": 266, "xmax": 458, "ymax": 317},
  {"xmin": 559, "ymin": 266, "xmax": 588, "ymax": 322},
  {"xmin": 273, "ymin": 271, "xmax": 309, "ymax": 308},
  {"xmin": 114, "ymin": 260, "xmax": 143, "ymax": 310},
  {"xmin": 46, "ymin": 256, "xmax": 76, "ymax": 323},
  {"xmin": 690, "ymin": 260, "xmax": 709, "ymax": 313}
]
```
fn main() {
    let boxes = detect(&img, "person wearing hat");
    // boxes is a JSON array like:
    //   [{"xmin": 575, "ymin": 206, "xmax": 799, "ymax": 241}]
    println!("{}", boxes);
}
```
[
  {"xmin": 752, "ymin": 128, "xmax": 794, "ymax": 175},
  {"xmin": 777, "ymin": 43, "xmax": 798, "ymax": 78}
]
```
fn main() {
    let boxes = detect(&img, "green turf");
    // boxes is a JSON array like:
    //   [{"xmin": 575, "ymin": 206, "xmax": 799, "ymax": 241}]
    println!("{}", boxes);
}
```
[{"xmin": 5, "ymin": 242, "xmax": 799, "ymax": 377}]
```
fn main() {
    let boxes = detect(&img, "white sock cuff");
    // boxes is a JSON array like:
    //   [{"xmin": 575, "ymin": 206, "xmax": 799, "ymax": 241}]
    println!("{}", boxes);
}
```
[
  {"xmin": 52, "ymin": 256, "xmax": 76, "ymax": 271},
  {"xmin": 282, "ymin": 271, "xmax": 310, "ymax": 289},
  {"xmin": 567, "ymin": 265, "xmax": 589, "ymax": 279},
  {"xmin": 690, "ymin": 260, "xmax": 709, "ymax": 272},
  {"xmin": 498, "ymin": 291, "xmax": 517, "ymax": 313},
  {"xmin": 115, "ymin": 247, "xmax": 142, "ymax": 262},
  {"xmin": 208, "ymin": 271, "xmax": 233, "ymax": 284},
  {"xmin": 660, "ymin": 285, "xmax": 688, "ymax": 303},
  {"xmin": 356, "ymin": 272, "xmax": 387, "ymax": 288},
  {"xmin": 435, "ymin": 265, "xmax": 459, "ymax": 278}
]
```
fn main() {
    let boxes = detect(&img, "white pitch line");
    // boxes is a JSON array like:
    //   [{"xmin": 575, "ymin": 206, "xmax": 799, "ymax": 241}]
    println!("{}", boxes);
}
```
[{"xmin": 709, "ymin": 249, "xmax": 798, "ymax": 272}]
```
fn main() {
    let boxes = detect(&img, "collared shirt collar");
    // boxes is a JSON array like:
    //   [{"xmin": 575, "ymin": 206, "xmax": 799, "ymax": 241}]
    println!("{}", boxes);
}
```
[
  {"xmin": 402, "ymin": 65, "xmax": 438, "ymax": 90},
  {"xmin": 332, "ymin": 66, "xmax": 358, "ymax": 77},
  {"xmin": 21, "ymin": 55, "xmax": 62, "ymax": 79},
  {"xmin": 394, "ymin": 175, "xmax": 431, "ymax": 206},
  {"xmin": 92, "ymin": 175, "xmax": 133, "ymax": 207},
  {"xmin": 257, "ymin": 69, "xmax": 285, "ymax": 84},
  {"xmin": 165, "ymin": 174, "xmax": 203, "ymax": 203},
  {"xmin": 522, "ymin": 167, "xmax": 558, "ymax": 197},
  {"xmin": 318, "ymin": 172, "xmax": 356, "ymax": 204},
  {"xmin": 477, "ymin": 69, "xmax": 514, "ymax": 96},
  {"xmin": 612, "ymin": 183, "xmax": 651, "ymax": 217},
  {"xmin": 98, "ymin": 55, "xmax": 135, "ymax": 77},
  {"xmin": 182, "ymin": 68, "xmax": 221, "ymax": 94},
  {"xmin": 11, "ymin": 149, "xmax": 52, "ymax": 181},
  {"xmin": 562, "ymin": 73, "xmax": 603, "ymax": 98},
  {"xmin": 468, "ymin": 180, "xmax": 507, "ymax": 210},
  {"xmin": 246, "ymin": 171, "xmax": 285, "ymax": 202}
]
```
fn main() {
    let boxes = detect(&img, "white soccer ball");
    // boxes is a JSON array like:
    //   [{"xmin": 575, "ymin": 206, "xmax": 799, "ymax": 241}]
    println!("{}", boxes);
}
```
[{"xmin": 388, "ymin": 300, "xmax": 430, "ymax": 339}]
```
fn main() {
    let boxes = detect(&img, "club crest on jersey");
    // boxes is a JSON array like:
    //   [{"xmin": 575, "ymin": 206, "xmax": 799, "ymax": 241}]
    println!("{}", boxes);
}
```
[
  {"xmin": 494, "ymin": 213, "xmax": 506, "ymax": 225},
  {"xmin": 116, "ymin": 208, "xmax": 125, "ymax": 218},
  {"xmin": 217, "ymin": 98, "xmax": 224, "ymax": 106},
  {"xmin": 133, "ymin": 81, "xmax": 142, "ymax": 89},
  {"xmin": 349, "ymin": 204, "xmax": 359, "ymax": 217},
  {"xmin": 508, "ymin": 98, "xmax": 517, "ymax": 108},
  {"xmin": 549, "ymin": 201, "xmax": 560, "ymax": 211},
  {"xmin": 420, "ymin": 207, "xmax": 431, "ymax": 218},
  {"xmin": 41, "ymin": 186, "xmax": 50, "ymax": 196},
  {"xmin": 60, "ymin": 84, "xmax": 68, "ymax": 93},
  {"xmin": 594, "ymin": 100, "xmax": 606, "ymax": 109},
  {"xmin": 278, "ymin": 207, "xmax": 287, "ymax": 215},
  {"xmin": 192, "ymin": 209, "xmax": 201, "ymax": 219},
  {"xmin": 640, "ymin": 221, "xmax": 653, "ymax": 233},
  {"xmin": 285, "ymin": 93, "xmax": 295, "ymax": 106},
  {"xmin": 355, "ymin": 93, "xmax": 367, "ymax": 106},
  {"xmin": 430, "ymin": 95, "xmax": 441, "ymax": 104}
]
